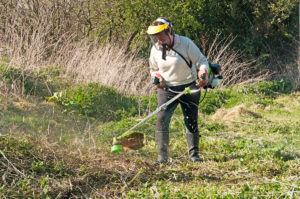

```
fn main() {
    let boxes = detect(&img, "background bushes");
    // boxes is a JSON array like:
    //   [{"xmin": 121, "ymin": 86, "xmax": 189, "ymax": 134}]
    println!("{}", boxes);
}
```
[{"xmin": 0, "ymin": 0, "xmax": 298, "ymax": 92}]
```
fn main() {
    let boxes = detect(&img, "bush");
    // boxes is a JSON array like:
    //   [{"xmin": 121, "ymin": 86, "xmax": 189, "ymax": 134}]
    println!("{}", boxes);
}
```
[
  {"xmin": 0, "ymin": 64, "xmax": 69, "ymax": 97},
  {"xmin": 0, "ymin": 64, "xmax": 44, "ymax": 96},
  {"xmin": 243, "ymin": 79, "xmax": 293, "ymax": 97},
  {"xmin": 48, "ymin": 83, "xmax": 142, "ymax": 121}
]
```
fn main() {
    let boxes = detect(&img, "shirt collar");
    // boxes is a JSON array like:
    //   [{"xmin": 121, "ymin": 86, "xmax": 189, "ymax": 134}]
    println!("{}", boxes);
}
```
[
  {"xmin": 154, "ymin": 34, "xmax": 180, "ymax": 50},
  {"xmin": 173, "ymin": 34, "xmax": 180, "ymax": 48}
]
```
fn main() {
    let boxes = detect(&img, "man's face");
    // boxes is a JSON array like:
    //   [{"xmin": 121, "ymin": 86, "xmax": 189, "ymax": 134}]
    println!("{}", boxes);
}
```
[{"xmin": 155, "ymin": 29, "xmax": 173, "ymax": 47}]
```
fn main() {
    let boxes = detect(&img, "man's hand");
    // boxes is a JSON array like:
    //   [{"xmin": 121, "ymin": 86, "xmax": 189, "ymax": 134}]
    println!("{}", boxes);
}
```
[
  {"xmin": 152, "ymin": 73, "xmax": 166, "ymax": 89},
  {"xmin": 196, "ymin": 69, "xmax": 208, "ymax": 87}
]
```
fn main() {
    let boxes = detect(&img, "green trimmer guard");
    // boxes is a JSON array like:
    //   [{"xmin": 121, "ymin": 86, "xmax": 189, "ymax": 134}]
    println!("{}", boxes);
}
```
[{"xmin": 111, "ymin": 131, "xmax": 145, "ymax": 153}]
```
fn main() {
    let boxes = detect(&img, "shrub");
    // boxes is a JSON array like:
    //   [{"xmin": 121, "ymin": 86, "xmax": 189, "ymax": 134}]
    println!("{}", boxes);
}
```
[
  {"xmin": 243, "ymin": 79, "xmax": 293, "ymax": 97},
  {"xmin": 48, "ymin": 83, "xmax": 140, "ymax": 121},
  {"xmin": 0, "ymin": 64, "xmax": 69, "ymax": 97}
]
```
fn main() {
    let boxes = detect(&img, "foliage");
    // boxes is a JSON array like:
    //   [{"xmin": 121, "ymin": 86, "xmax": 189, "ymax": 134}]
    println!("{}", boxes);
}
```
[
  {"xmin": 0, "ymin": 63, "xmax": 69, "ymax": 97},
  {"xmin": 240, "ymin": 79, "xmax": 293, "ymax": 97},
  {"xmin": 1, "ymin": 0, "xmax": 297, "ymax": 62},
  {"xmin": 1, "ymin": 0, "xmax": 299, "ymax": 93},
  {"xmin": 46, "ymin": 80, "xmax": 295, "ymax": 123},
  {"xmin": 87, "ymin": 0, "xmax": 299, "ymax": 58},
  {"xmin": 47, "ymin": 82, "xmax": 157, "ymax": 121}
]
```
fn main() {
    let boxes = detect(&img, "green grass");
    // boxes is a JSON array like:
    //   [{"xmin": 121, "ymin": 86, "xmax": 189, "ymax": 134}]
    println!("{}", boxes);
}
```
[
  {"xmin": 0, "ymin": 63, "xmax": 70, "ymax": 97},
  {"xmin": 0, "ymin": 79, "xmax": 299, "ymax": 198}
]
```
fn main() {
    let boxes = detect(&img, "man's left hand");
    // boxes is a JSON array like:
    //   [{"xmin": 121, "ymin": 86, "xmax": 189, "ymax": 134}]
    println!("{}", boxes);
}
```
[{"xmin": 196, "ymin": 69, "xmax": 208, "ymax": 87}]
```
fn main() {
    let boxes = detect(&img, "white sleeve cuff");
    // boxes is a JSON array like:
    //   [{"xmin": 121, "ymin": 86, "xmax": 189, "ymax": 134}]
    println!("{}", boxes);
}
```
[{"xmin": 199, "ymin": 63, "xmax": 209, "ymax": 71}]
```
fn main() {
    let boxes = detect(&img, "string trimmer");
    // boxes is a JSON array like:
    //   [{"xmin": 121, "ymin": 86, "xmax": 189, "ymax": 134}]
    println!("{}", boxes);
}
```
[{"xmin": 111, "ymin": 87, "xmax": 198, "ymax": 154}]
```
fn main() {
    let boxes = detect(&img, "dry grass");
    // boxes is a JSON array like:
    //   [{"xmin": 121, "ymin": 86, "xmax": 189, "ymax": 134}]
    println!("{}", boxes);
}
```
[
  {"xmin": 0, "ymin": 0, "xmax": 154, "ymax": 95},
  {"xmin": 1, "ymin": 21, "xmax": 270, "ymax": 96},
  {"xmin": 54, "ymin": 40, "xmax": 153, "ymax": 95},
  {"xmin": 211, "ymin": 104, "xmax": 262, "ymax": 121},
  {"xmin": 0, "ymin": 1, "xmax": 274, "ymax": 96},
  {"xmin": 0, "ymin": 13, "xmax": 153, "ymax": 95},
  {"xmin": 201, "ymin": 32, "xmax": 270, "ymax": 86}
]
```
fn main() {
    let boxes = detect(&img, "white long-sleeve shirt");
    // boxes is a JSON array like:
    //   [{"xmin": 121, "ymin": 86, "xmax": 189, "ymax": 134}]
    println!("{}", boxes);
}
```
[{"xmin": 149, "ymin": 34, "xmax": 209, "ymax": 87}]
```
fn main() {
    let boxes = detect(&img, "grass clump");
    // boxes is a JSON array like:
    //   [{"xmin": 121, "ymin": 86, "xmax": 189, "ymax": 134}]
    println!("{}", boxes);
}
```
[
  {"xmin": 48, "ymin": 82, "xmax": 158, "ymax": 122},
  {"xmin": 0, "ymin": 64, "xmax": 70, "ymax": 97},
  {"xmin": 241, "ymin": 79, "xmax": 293, "ymax": 97},
  {"xmin": 48, "ymin": 83, "xmax": 137, "ymax": 121}
]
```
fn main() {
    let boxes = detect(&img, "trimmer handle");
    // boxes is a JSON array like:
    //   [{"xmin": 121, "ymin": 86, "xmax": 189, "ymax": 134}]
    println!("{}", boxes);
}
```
[{"xmin": 152, "ymin": 76, "xmax": 160, "ymax": 85}]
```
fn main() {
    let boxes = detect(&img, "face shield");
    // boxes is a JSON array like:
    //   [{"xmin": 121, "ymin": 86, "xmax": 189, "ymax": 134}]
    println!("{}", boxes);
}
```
[{"xmin": 147, "ymin": 23, "xmax": 169, "ymax": 49}]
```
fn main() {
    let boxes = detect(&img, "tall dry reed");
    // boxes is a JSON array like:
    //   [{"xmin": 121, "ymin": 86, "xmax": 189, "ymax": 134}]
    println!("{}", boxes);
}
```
[
  {"xmin": 201, "ymin": 32, "xmax": 270, "ymax": 86},
  {"xmin": 1, "ymin": 2, "xmax": 276, "ymax": 95},
  {"xmin": 54, "ymin": 40, "xmax": 154, "ymax": 95},
  {"xmin": 0, "ymin": 8, "xmax": 154, "ymax": 95}
]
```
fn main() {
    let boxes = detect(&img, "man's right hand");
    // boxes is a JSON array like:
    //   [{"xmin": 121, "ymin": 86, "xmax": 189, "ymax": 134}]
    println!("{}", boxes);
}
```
[{"xmin": 152, "ymin": 73, "xmax": 166, "ymax": 89}]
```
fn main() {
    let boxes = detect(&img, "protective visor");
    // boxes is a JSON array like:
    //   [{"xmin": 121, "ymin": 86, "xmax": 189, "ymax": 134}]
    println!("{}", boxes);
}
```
[{"xmin": 147, "ymin": 23, "xmax": 169, "ymax": 35}]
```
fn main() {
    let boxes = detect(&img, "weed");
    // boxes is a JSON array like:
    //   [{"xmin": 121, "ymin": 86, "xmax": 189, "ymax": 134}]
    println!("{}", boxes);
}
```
[
  {"xmin": 31, "ymin": 161, "xmax": 46, "ymax": 173},
  {"xmin": 242, "ymin": 79, "xmax": 293, "ymax": 97},
  {"xmin": 0, "ymin": 64, "xmax": 70, "ymax": 97},
  {"xmin": 39, "ymin": 175, "xmax": 50, "ymax": 198},
  {"xmin": 48, "ymin": 82, "xmax": 157, "ymax": 122}
]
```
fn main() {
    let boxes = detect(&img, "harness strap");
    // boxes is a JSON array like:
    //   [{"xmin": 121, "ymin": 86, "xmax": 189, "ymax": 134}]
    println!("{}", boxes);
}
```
[
  {"xmin": 170, "ymin": 47, "xmax": 192, "ymax": 68},
  {"xmin": 164, "ymin": 46, "xmax": 208, "ymax": 104}
]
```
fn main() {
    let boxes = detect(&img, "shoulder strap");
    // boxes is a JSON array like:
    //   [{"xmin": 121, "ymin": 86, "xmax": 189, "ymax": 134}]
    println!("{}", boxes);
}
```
[{"xmin": 170, "ymin": 47, "xmax": 192, "ymax": 68}]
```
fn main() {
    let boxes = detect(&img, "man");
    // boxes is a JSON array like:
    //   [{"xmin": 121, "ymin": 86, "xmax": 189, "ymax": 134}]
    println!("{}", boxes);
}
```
[{"xmin": 147, "ymin": 17, "xmax": 209, "ymax": 163}]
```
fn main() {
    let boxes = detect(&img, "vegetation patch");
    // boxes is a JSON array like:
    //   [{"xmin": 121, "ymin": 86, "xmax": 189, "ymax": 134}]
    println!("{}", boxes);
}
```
[
  {"xmin": 212, "ymin": 104, "xmax": 262, "ymax": 121},
  {"xmin": 0, "ymin": 80, "xmax": 299, "ymax": 198},
  {"xmin": 0, "ymin": 64, "xmax": 70, "ymax": 97},
  {"xmin": 239, "ymin": 79, "xmax": 293, "ymax": 97},
  {"xmin": 47, "ymin": 82, "xmax": 157, "ymax": 122}
]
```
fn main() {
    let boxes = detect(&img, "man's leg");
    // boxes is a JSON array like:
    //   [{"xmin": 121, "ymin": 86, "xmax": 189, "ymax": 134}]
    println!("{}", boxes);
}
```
[
  {"xmin": 155, "ymin": 89, "xmax": 178, "ymax": 163},
  {"xmin": 180, "ymin": 90, "xmax": 203, "ymax": 162}
]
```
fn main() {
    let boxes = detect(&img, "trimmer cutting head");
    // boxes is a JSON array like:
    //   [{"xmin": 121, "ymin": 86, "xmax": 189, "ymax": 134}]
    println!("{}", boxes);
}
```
[{"xmin": 111, "ymin": 131, "xmax": 145, "ymax": 153}]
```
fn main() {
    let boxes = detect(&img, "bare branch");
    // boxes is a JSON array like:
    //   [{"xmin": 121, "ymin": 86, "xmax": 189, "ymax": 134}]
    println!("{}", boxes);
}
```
[{"xmin": 0, "ymin": 149, "xmax": 26, "ymax": 178}]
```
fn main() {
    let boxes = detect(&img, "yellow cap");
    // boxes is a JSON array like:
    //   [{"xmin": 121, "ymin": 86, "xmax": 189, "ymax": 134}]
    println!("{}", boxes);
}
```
[{"xmin": 147, "ymin": 23, "xmax": 169, "ymax": 35}]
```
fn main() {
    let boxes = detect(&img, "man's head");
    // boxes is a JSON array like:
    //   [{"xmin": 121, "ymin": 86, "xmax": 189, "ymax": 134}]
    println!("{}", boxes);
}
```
[{"xmin": 147, "ymin": 17, "xmax": 174, "ymax": 48}]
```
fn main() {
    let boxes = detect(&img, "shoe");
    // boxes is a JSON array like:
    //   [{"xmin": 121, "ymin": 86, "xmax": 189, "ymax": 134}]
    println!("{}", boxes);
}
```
[{"xmin": 186, "ymin": 131, "xmax": 203, "ymax": 162}]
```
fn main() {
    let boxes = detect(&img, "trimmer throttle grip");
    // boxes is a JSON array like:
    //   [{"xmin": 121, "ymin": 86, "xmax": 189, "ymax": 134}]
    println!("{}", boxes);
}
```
[
  {"xmin": 200, "ymin": 73, "xmax": 207, "ymax": 79},
  {"xmin": 152, "ymin": 76, "xmax": 160, "ymax": 85}
]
